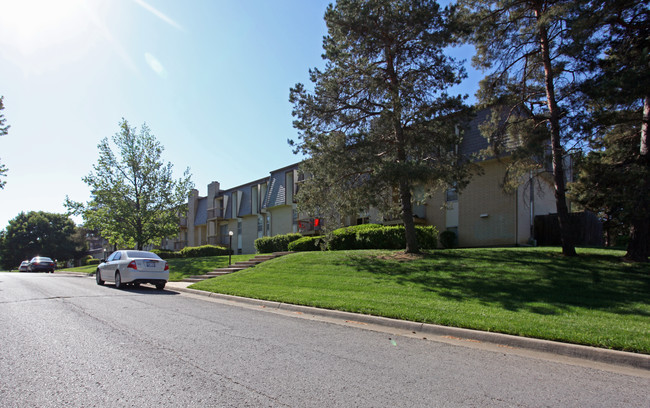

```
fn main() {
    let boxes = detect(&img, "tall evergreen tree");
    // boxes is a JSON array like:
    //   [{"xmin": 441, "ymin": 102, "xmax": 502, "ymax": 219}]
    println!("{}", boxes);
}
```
[
  {"xmin": 290, "ymin": 0, "xmax": 474, "ymax": 253},
  {"xmin": 459, "ymin": 0, "xmax": 579, "ymax": 256},
  {"xmin": 567, "ymin": 0, "xmax": 649, "ymax": 261},
  {"xmin": 570, "ymin": 127, "xmax": 647, "ymax": 249},
  {"xmin": 66, "ymin": 119, "xmax": 193, "ymax": 250}
]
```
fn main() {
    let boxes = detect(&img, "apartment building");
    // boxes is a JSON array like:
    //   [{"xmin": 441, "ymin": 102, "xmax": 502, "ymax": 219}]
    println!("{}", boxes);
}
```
[
  {"xmin": 167, "ymin": 109, "xmax": 560, "ymax": 254},
  {"xmin": 168, "ymin": 163, "xmax": 301, "ymax": 254}
]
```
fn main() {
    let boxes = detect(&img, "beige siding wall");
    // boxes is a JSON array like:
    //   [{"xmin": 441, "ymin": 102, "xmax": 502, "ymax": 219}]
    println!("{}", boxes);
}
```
[
  {"xmin": 241, "ymin": 215, "xmax": 259, "ymax": 254},
  {"xmin": 425, "ymin": 160, "xmax": 517, "ymax": 247},
  {"xmin": 424, "ymin": 190, "xmax": 450, "ymax": 238},
  {"xmin": 460, "ymin": 160, "xmax": 516, "ymax": 246},
  {"xmin": 270, "ymin": 205, "xmax": 293, "ymax": 236},
  {"xmin": 193, "ymin": 225, "xmax": 207, "ymax": 246}
]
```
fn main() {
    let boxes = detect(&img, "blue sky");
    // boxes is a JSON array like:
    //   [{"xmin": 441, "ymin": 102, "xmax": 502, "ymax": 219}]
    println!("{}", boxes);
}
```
[{"xmin": 0, "ymin": 0, "xmax": 480, "ymax": 230}]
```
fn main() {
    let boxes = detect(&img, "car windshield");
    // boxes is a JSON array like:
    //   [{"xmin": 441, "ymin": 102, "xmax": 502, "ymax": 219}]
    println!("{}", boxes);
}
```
[
  {"xmin": 32, "ymin": 257, "xmax": 53, "ymax": 262},
  {"xmin": 126, "ymin": 251, "xmax": 161, "ymax": 260}
]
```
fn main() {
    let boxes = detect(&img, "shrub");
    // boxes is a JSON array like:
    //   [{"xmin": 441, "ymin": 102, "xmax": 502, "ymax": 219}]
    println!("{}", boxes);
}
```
[
  {"xmin": 356, "ymin": 226, "xmax": 404, "ymax": 249},
  {"xmin": 439, "ymin": 230, "xmax": 458, "ymax": 249},
  {"xmin": 178, "ymin": 245, "xmax": 230, "ymax": 258},
  {"xmin": 87, "ymin": 258, "xmax": 101, "ymax": 265},
  {"xmin": 327, "ymin": 224, "xmax": 383, "ymax": 250},
  {"xmin": 416, "ymin": 225, "xmax": 438, "ymax": 249},
  {"xmin": 81, "ymin": 255, "xmax": 94, "ymax": 265},
  {"xmin": 288, "ymin": 236, "xmax": 324, "ymax": 252},
  {"xmin": 255, "ymin": 233, "xmax": 303, "ymax": 253},
  {"xmin": 328, "ymin": 224, "xmax": 438, "ymax": 250},
  {"xmin": 151, "ymin": 249, "xmax": 180, "ymax": 259}
]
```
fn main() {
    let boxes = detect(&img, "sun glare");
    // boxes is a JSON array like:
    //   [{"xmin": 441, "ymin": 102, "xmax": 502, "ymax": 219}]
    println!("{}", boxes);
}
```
[
  {"xmin": 0, "ymin": 0, "xmax": 106, "ymax": 75},
  {"xmin": 0, "ymin": 0, "xmax": 89, "ymax": 54}
]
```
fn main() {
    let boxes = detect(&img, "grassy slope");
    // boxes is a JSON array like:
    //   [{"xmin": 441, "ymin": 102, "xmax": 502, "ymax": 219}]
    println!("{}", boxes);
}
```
[{"xmin": 190, "ymin": 247, "xmax": 650, "ymax": 353}]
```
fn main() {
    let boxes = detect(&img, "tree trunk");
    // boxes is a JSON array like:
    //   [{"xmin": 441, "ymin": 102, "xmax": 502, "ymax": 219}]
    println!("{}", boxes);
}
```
[
  {"xmin": 384, "ymin": 45, "xmax": 419, "ymax": 254},
  {"xmin": 536, "ymin": 7, "xmax": 577, "ymax": 257},
  {"xmin": 400, "ymin": 178, "xmax": 419, "ymax": 254},
  {"xmin": 626, "ymin": 217, "xmax": 649, "ymax": 262},
  {"xmin": 624, "ymin": 95, "xmax": 650, "ymax": 262}
]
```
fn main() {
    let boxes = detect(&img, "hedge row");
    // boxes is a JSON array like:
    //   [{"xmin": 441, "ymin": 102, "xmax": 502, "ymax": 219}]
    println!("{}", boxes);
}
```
[
  {"xmin": 288, "ymin": 236, "xmax": 324, "ymax": 252},
  {"xmin": 151, "ymin": 245, "xmax": 230, "ymax": 259},
  {"xmin": 287, "ymin": 224, "xmax": 439, "ymax": 252},
  {"xmin": 254, "ymin": 233, "xmax": 303, "ymax": 253}
]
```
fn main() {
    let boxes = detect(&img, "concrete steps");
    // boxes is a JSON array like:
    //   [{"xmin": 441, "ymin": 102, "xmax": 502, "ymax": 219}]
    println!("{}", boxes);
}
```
[{"xmin": 181, "ymin": 252, "xmax": 294, "ymax": 283}]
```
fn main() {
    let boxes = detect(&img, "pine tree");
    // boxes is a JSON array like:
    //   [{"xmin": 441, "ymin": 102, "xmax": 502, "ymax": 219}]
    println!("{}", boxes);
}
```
[
  {"xmin": 459, "ymin": 0, "xmax": 580, "ymax": 256},
  {"xmin": 290, "ymin": 0, "xmax": 474, "ymax": 253},
  {"xmin": 568, "ymin": 0, "xmax": 649, "ymax": 261}
]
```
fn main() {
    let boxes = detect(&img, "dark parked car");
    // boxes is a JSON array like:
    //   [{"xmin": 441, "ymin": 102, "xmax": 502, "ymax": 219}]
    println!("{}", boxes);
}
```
[{"xmin": 27, "ymin": 256, "xmax": 56, "ymax": 273}]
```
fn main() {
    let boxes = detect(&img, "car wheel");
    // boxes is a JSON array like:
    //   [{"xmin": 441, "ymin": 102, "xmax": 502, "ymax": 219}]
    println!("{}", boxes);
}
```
[
  {"xmin": 96, "ymin": 269, "xmax": 104, "ymax": 286},
  {"xmin": 155, "ymin": 282, "xmax": 166, "ymax": 291},
  {"xmin": 115, "ymin": 271, "xmax": 123, "ymax": 289}
]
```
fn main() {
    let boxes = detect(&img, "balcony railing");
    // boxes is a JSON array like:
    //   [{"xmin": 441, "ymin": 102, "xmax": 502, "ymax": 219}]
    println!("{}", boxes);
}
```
[{"xmin": 207, "ymin": 207, "xmax": 224, "ymax": 220}]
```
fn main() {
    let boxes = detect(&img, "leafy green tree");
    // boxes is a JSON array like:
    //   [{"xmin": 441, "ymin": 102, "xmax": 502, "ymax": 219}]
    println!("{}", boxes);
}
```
[
  {"xmin": 567, "ymin": 0, "xmax": 649, "ymax": 261},
  {"xmin": 289, "ymin": 0, "xmax": 474, "ymax": 254},
  {"xmin": 0, "ymin": 211, "xmax": 81, "ymax": 269},
  {"xmin": 67, "ymin": 119, "xmax": 193, "ymax": 250},
  {"xmin": 459, "ymin": 0, "xmax": 579, "ymax": 256},
  {"xmin": 0, "ymin": 96, "xmax": 9, "ymax": 189}
]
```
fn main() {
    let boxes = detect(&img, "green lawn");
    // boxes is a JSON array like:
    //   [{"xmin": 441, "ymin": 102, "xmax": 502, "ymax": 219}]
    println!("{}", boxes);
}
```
[
  {"xmin": 190, "ymin": 247, "xmax": 650, "ymax": 354},
  {"xmin": 60, "ymin": 254, "xmax": 263, "ymax": 281},
  {"xmin": 59, "ymin": 264, "xmax": 97, "ymax": 274}
]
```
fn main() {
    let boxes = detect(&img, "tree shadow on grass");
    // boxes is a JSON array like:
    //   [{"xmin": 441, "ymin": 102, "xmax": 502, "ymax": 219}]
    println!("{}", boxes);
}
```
[{"xmin": 338, "ymin": 249, "xmax": 650, "ymax": 315}]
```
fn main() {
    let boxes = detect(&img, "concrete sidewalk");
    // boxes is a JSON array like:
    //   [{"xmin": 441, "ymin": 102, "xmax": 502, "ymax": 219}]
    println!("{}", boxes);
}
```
[{"xmin": 164, "ymin": 281, "xmax": 650, "ymax": 372}]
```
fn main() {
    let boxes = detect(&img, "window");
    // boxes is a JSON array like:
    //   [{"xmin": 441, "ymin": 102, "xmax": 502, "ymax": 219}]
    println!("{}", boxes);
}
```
[
  {"xmin": 446, "ymin": 183, "xmax": 458, "ymax": 202},
  {"xmin": 286, "ymin": 171, "xmax": 294, "ymax": 203},
  {"xmin": 260, "ymin": 183, "xmax": 267, "ymax": 209},
  {"xmin": 266, "ymin": 214, "xmax": 271, "ymax": 236},
  {"xmin": 257, "ymin": 216, "xmax": 263, "ymax": 239},
  {"xmin": 219, "ymin": 224, "xmax": 228, "ymax": 245},
  {"xmin": 292, "ymin": 209, "xmax": 298, "ymax": 233},
  {"xmin": 251, "ymin": 185, "xmax": 258, "ymax": 213}
]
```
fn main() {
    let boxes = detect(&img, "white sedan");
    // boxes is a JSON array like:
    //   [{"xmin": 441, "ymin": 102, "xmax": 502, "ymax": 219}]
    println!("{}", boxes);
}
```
[{"xmin": 96, "ymin": 250, "xmax": 169, "ymax": 290}]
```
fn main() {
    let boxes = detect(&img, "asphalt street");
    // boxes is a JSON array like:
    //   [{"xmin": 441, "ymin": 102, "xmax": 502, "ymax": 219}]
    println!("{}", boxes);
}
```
[{"xmin": 1, "ymin": 272, "xmax": 648, "ymax": 407}]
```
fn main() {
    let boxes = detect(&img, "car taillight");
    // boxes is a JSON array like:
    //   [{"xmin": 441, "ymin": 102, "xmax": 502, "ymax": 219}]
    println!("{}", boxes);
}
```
[
  {"xmin": 164, "ymin": 262, "xmax": 169, "ymax": 271},
  {"xmin": 127, "ymin": 260, "xmax": 138, "ymax": 270}
]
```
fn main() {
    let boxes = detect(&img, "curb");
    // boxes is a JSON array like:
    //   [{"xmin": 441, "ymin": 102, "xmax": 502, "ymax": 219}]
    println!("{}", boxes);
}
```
[{"xmin": 167, "ymin": 283, "xmax": 650, "ymax": 371}]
